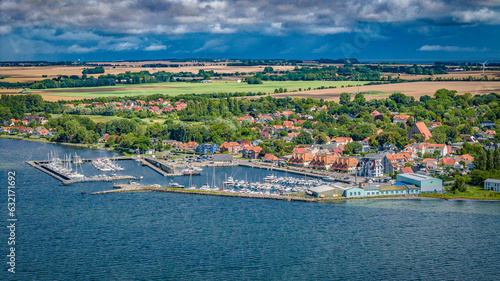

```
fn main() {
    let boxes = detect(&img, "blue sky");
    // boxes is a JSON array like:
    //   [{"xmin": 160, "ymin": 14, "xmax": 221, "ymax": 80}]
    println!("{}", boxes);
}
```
[{"xmin": 1, "ymin": 0, "xmax": 499, "ymax": 62}]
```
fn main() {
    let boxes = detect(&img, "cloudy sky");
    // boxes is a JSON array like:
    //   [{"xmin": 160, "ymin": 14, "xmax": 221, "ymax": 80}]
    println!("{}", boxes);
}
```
[{"xmin": 0, "ymin": 0, "xmax": 499, "ymax": 62}]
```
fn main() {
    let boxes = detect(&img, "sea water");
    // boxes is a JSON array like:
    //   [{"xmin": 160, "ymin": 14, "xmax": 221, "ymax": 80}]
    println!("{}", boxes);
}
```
[{"xmin": 1, "ymin": 139, "xmax": 499, "ymax": 280}]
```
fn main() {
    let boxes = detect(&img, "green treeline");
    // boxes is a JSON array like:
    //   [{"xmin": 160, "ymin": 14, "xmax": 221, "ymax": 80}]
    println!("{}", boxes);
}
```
[{"xmin": 82, "ymin": 67, "xmax": 105, "ymax": 74}]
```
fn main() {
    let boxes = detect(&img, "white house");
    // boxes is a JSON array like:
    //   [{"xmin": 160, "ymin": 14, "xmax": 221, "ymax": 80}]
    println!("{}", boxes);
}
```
[{"xmin": 484, "ymin": 179, "xmax": 500, "ymax": 191}]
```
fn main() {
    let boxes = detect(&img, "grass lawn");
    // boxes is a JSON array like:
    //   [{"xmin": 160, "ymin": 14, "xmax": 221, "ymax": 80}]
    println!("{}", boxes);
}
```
[
  {"xmin": 29, "ymin": 81, "xmax": 371, "ymax": 98},
  {"xmin": 420, "ymin": 185, "xmax": 500, "ymax": 200}
]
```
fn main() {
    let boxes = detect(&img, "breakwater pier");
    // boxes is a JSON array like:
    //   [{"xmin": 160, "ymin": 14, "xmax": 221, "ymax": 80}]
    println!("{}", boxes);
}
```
[
  {"xmin": 92, "ymin": 184, "xmax": 343, "ymax": 202},
  {"xmin": 26, "ymin": 159, "xmax": 140, "ymax": 185}
]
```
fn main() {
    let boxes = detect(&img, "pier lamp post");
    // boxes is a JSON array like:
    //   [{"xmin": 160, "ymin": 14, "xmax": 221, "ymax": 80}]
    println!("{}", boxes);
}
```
[{"xmin": 355, "ymin": 166, "xmax": 361, "ymax": 185}]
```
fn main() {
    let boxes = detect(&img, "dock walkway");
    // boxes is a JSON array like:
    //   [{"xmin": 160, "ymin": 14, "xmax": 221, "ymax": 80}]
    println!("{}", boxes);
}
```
[{"xmin": 141, "ymin": 157, "xmax": 183, "ymax": 176}]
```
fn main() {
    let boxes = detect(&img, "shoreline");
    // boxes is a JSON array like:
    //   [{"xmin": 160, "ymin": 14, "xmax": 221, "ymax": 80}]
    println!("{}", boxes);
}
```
[{"xmin": 0, "ymin": 135, "xmax": 120, "ymax": 153}]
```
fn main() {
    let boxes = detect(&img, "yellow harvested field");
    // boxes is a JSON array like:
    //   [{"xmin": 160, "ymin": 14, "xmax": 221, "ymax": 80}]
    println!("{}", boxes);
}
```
[
  {"xmin": 259, "ymin": 81, "xmax": 500, "ymax": 102},
  {"xmin": 0, "ymin": 62, "xmax": 295, "ymax": 83},
  {"xmin": 386, "ymin": 70, "xmax": 500, "ymax": 80}
]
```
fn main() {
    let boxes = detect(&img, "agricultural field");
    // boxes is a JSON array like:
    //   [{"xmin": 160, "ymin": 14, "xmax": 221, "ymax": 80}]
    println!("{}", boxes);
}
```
[
  {"xmin": 384, "ymin": 70, "xmax": 500, "ymax": 81},
  {"xmin": 26, "ymin": 81, "xmax": 370, "ymax": 101},
  {"xmin": 262, "ymin": 81, "xmax": 500, "ymax": 102},
  {"xmin": 0, "ymin": 62, "xmax": 296, "ymax": 83}
]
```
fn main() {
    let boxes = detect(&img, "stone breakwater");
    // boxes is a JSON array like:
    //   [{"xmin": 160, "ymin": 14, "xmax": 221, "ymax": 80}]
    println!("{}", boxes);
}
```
[{"xmin": 92, "ymin": 184, "xmax": 347, "ymax": 202}]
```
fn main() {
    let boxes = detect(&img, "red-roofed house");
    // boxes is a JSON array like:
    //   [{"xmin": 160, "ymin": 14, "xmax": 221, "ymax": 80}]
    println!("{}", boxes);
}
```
[
  {"xmin": 405, "ymin": 142, "xmax": 450, "ymax": 156},
  {"xmin": 382, "ymin": 153, "xmax": 416, "ymax": 174},
  {"xmin": 309, "ymin": 154, "xmax": 336, "ymax": 169},
  {"xmin": 219, "ymin": 142, "xmax": 241, "ymax": 154},
  {"xmin": 392, "ymin": 115, "xmax": 411, "ymax": 124},
  {"xmin": 261, "ymin": 131, "xmax": 271, "ymax": 139},
  {"xmin": 427, "ymin": 122, "xmax": 442, "ymax": 130},
  {"xmin": 400, "ymin": 167, "xmax": 414, "ymax": 174},
  {"xmin": 289, "ymin": 151, "xmax": 314, "ymax": 167},
  {"xmin": 263, "ymin": 154, "xmax": 279, "ymax": 163},
  {"xmin": 371, "ymin": 110, "xmax": 382, "ymax": 117},
  {"xmin": 460, "ymin": 154, "xmax": 474, "ymax": 162},
  {"xmin": 237, "ymin": 116, "xmax": 254, "ymax": 123},
  {"xmin": 34, "ymin": 126, "xmax": 49, "ymax": 137},
  {"xmin": 485, "ymin": 130, "xmax": 496, "ymax": 136},
  {"xmin": 105, "ymin": 135, "xmax": 119, "ymax": 141},
  {"xmin": 440, "ymin": 157, "xmax": 460, "ymax": 168},
  {"xmin": 330, "ymin": 137, "xmax": 353, "ymax": 147},
  {"xmin": 272, "ymin": 125, "xmax": 284, "ymax": 134},
  {"xmin": 242, "ymin": 146, "xmax": 262, "ymax": 159},
  {"xmin": 330, "ymin": 157, "xmax": 359, "ymax": 173},
  {"xmin": 409, "ymin": 122, "xmax": 433, "ymax": 140},
  {"xmin": 422, "ymin": 158, "xmax": 438, "ymax": 170}
]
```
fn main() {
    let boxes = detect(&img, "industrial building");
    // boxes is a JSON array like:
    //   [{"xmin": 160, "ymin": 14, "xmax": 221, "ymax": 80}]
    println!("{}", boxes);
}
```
[
  {"xmin": 396, "ymin": 173, "xmax": 443, "ymax": 193},
  {"xmin": 379, "ymin": 184, "xmax": 420, "ymax": 195},
  {"xmin": 309, "ymin": 185, "xmax": 338, "ymax": 198},
  {"xmin": 344, "ymin": 185, "xmax": 380, "ymax": 198}
]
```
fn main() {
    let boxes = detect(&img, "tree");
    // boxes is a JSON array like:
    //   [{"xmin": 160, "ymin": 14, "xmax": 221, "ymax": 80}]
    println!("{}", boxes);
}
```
[
  {"xmin": 105, "ymin": 136, "xmax": 115, "ymax": 147},
  {"xmin": 344, "ymin": 142, "xmax": 363, "ymax": 154},
  {"xmin": 263, "ymin": 67, "xmax": 274, "ymax": 73},
  {"xmin": 450, "ymin": 176, "xmax": 466, "ymax": 193},
  {"xmin": 279, "ymin": 130, "xmax": 288, "ymax": 137},
  {"xmin": 368, "ymin": 136, "xmax": 380, "ymax": 148},
  {"xmin": 339, "ymin": 93, "xmax": 351, "ymax": 105},
  {"xmin": 293, "ymin": 131, "xmax": 314, "ymax": 145},
  {"xmin": 350, "ymin": 123, "xmax": 373, "ymax": 141},
  {"xmin": 315, "ymin": 132, "xmax": 329, "ymax": 144},
  {"xmin": 473, "ymin": 149, "xmax": 487, "ymax": 170}
]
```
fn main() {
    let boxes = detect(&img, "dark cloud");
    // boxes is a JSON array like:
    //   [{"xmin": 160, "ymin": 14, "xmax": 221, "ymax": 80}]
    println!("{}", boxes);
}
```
[
  {"xmin": 1, "ymin": 0, "xmax": 499, "ymax": 36},
  {"xmin": 0, "ymin": 0, "xmax": 499, "ymax": 60}
]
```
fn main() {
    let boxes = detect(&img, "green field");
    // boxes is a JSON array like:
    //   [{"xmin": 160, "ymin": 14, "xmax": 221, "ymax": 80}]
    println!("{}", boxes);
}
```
[
  {"xmin": 419, "ymin": 185, "xmax": 500, "ymax": 200},
  {"xmin": 30, "ymin": 81, "xmax": 371, "ymax": 98}
]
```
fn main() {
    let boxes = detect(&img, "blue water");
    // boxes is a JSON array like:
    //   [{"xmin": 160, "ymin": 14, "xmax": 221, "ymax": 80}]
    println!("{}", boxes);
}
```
[{"xmin": 1, "ymin": 139, "xmax": 500, "ymax": 280}]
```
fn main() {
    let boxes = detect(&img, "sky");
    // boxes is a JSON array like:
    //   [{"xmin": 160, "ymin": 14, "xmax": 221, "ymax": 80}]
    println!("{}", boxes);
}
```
[{"xmin": 0, "ymin": 0, "xmax": 499, "ymax": 62}]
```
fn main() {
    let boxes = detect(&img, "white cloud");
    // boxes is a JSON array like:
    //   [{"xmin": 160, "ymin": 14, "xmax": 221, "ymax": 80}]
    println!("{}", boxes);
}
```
[
  {"xmin": 210, "ymin": 24, "xmax": 237, "ymax": 34},
  {"xmin": 263, "ymin": 23, "xmax": 285, "ymax": 36},
  {"xmin": 312, "ymin": 44, "xmax": 331, "ymax": 53},
  {"xmin": 144, "ymin": 44, "xmax": 168, "ymax": 51},
  {"xmin": 307, "ymin": 26, "xmax": 351, "ymax": 35},
  {"xmin": 452, "ymin": 8, "xmax": 500, "ymax": 24},
  {"xmin": 68, "ymin": 44, "xmax": 98, "ymax": 53},
  {"xmin": 194, "ymin": 39, "xmax": 228, "ymax": 53},
  {"xmin": 0, "ymin": 25, "xmax": 12, "ymax": 35},
  {"xmin": 110, "ymin": 42, "xmax": 139, "ymax": 51},
  {"xmin": 418, "ymin": 45, "xmax": 477, "ymax": 52}
]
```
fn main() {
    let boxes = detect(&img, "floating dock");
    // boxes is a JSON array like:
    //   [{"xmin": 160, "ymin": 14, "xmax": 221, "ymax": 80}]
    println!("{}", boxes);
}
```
[{"xmin": 26, "ymin": 160, "xmax": 140, "ymax": 185}]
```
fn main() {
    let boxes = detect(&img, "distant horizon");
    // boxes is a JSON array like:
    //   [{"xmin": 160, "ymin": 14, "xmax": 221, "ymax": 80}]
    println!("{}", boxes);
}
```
[{"xmin": 1, "ymin": 57, "xmax": 499, "ymax": 65}]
